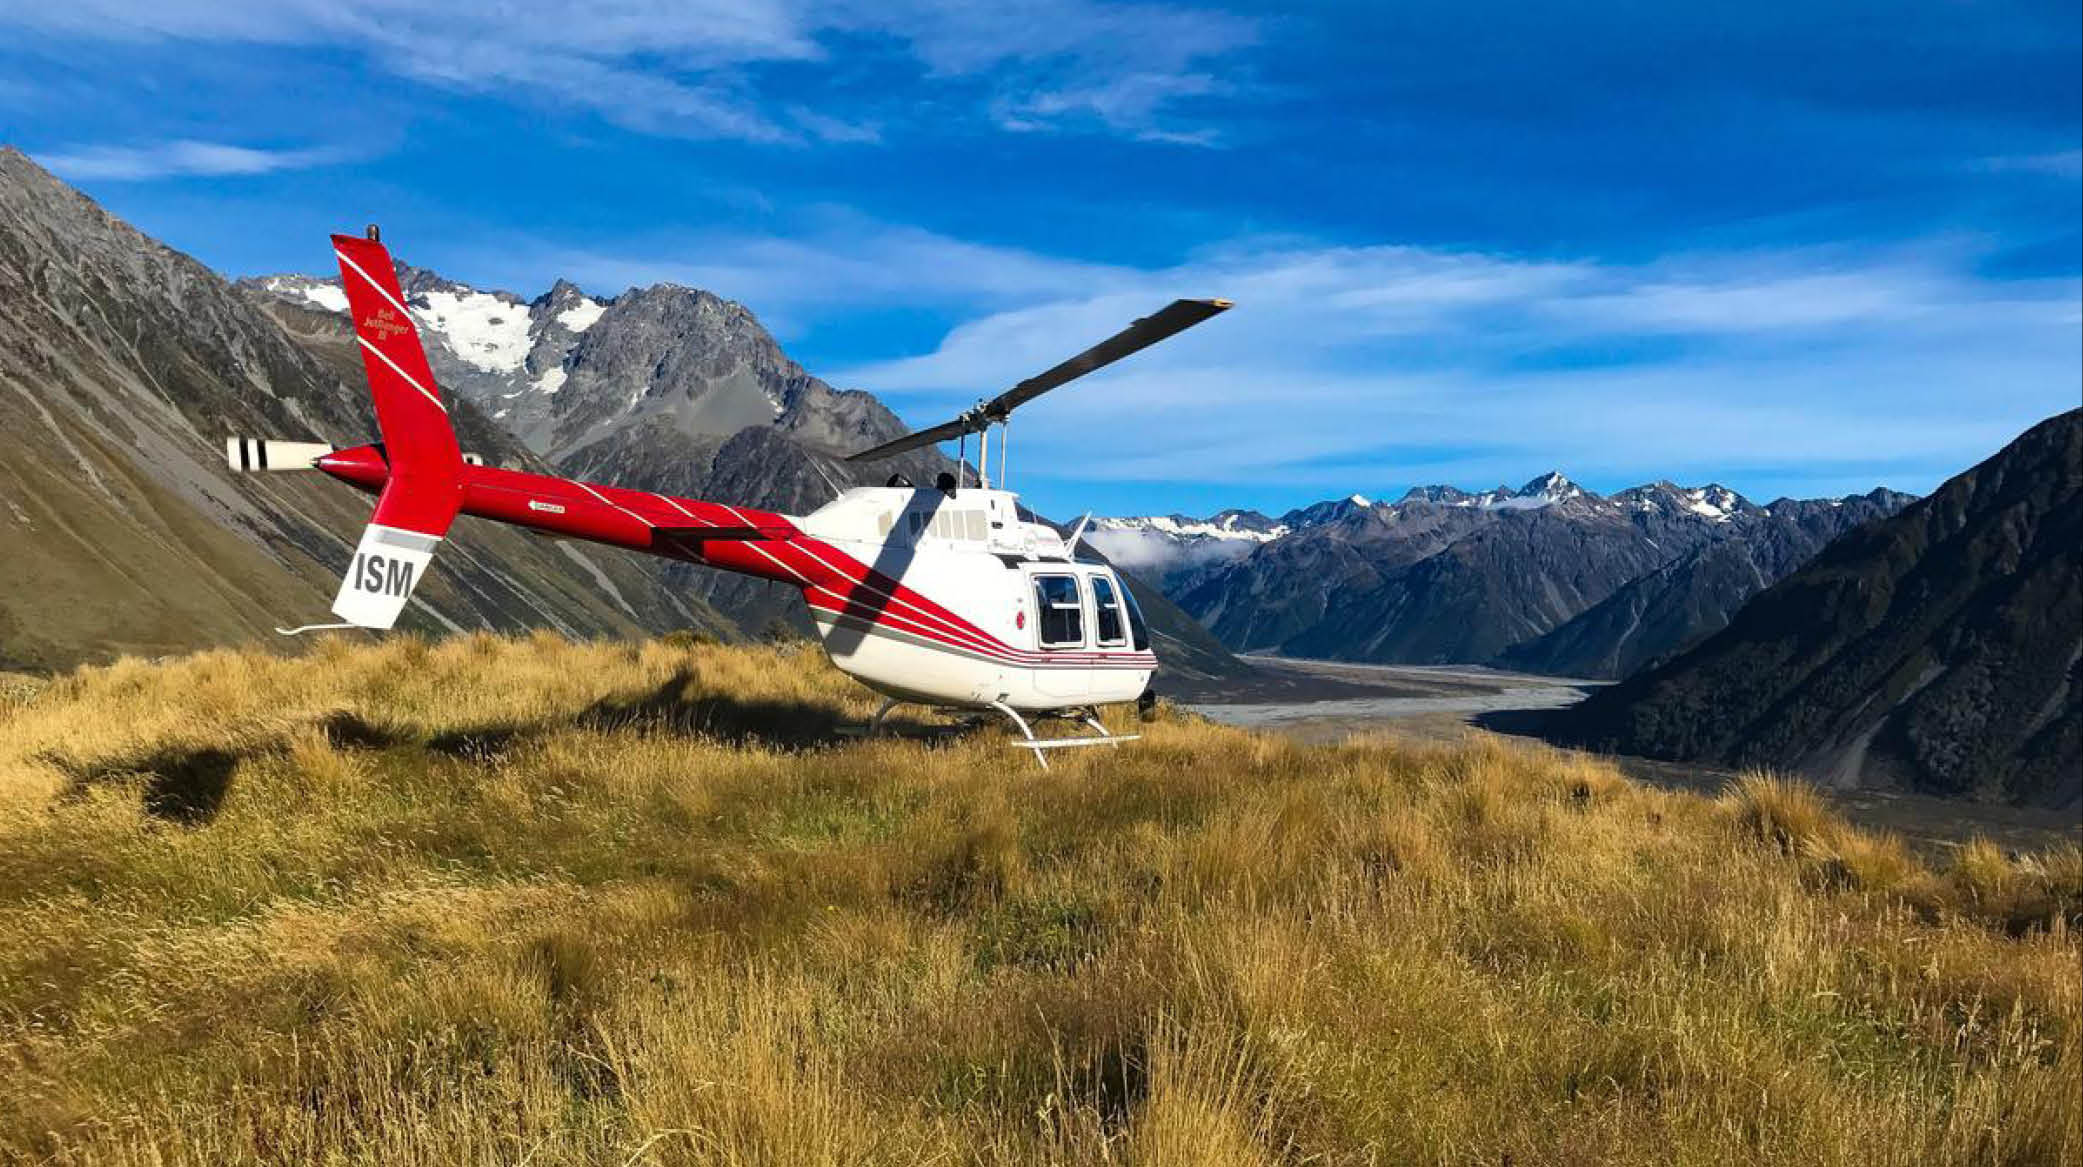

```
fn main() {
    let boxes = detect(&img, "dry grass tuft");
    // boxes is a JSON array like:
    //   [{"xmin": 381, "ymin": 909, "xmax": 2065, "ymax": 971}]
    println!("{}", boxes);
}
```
[
  {"xmin": 0, "ymin": 634, "xmax": 2077, "ymax": 1165},
  {"xmin": 1724, "ymin": 771, "xmax": 1834, "ymax": 854}
]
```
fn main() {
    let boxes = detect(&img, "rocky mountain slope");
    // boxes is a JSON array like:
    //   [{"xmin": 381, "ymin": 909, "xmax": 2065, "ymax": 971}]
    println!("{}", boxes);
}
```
[
  {"xmin": 1500, "ymin": 488, "xmax": 1913, "ymax": 677},
  {"xmin": 1151, "ymin": 475, "xmax": 1910, "ymax": 673},
  {"xmin": 0, "ymin": 148, "xmax": 725, "ymax": 670},
  {"xmin": 1548, "ymin": 410, "xmax": 2080, "ymax": 808}
]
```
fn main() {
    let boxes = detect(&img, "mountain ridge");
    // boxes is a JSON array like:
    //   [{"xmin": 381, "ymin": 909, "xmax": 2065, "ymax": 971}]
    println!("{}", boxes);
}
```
[
  {"xmin": 1545, "ymin": 409, "xmax": 2081, "ymax": 807},
  {"xmin": 1095, "ymin": 476, "xmax": 1913, "ymax": 674}
]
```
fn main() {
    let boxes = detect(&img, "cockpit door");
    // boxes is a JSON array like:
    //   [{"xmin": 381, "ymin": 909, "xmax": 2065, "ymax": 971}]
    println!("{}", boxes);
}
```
[{"xmin": 1024, "ymin": 568, "xmax": 1091, "ymax": 700}]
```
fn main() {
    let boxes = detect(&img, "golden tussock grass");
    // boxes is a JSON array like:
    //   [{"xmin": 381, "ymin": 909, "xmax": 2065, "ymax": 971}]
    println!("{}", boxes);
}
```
[{"xmin": 0, "ymin": 633, "xmax": 2077, "ymax": 1165}]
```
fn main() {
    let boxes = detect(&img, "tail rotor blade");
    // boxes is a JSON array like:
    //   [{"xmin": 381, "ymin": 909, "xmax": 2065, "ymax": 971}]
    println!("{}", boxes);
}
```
[{"xmin": 226, "ymin": 438, "xmax": 334, "ymax": 473}]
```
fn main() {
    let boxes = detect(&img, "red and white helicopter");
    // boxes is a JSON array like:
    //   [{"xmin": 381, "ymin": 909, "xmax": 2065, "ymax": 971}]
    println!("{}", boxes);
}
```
[{"xmin": 230, "ymin": 229, "xmax": 1230, "ymax": 764}]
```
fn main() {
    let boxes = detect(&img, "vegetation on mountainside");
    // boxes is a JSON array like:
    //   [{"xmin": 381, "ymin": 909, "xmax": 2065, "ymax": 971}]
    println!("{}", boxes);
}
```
[{"xmin": 1, "ymin": 635, "xmax": 2077, "ymax": 1164}]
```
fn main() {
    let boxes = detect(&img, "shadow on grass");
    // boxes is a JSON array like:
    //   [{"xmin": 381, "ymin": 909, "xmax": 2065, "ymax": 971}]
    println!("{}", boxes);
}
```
[
  {"xmin": 52, "ymin": 747, "xmax": 242, "ymax": 825},
  {"xmin": 317, "ymin": 710, "xmax": 410, "ymax": 751},
  {"xmin": 575, "ymin": 670, "xmax": 971, "ymax": 751},
  {"xmin": 304, "ymin": 672, "xmax": 977, "ymax": 764}
]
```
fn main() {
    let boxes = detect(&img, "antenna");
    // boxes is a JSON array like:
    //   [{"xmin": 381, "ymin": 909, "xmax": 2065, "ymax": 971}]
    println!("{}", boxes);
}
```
[
  {"xmin": 806, "ymin": 455, "xmax": 846, "ymax": 502},
  {"xmin": 1065, "ymin": 512, "xmax": 1092, "ymax": 555}
]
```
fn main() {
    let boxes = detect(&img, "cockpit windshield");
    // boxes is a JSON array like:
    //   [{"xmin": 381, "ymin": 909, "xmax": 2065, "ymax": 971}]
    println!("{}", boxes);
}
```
[{"xmin": 1117, "ymin": 575, "xmax": 1151, "ymax": 651}]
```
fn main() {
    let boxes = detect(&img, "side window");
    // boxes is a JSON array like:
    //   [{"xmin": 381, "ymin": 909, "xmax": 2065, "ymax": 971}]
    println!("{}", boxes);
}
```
[
  {"xmin": 1033, "ymin": 574, "xmax": 1084, "ymax": 649},
  {"xmin": 1091, "ymin": 573, "xmax": 1126, "ymax": 646}
]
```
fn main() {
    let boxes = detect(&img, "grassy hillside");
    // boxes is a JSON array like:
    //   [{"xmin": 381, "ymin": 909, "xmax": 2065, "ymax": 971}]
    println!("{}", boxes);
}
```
[{"xmin": 1, "ymin": 636, "xmax": 2077, "ymax": 1165}]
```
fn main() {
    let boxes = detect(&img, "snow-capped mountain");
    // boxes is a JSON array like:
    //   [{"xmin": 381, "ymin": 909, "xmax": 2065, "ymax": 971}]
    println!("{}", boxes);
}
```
[
  {"xmin": 1087, "ymin": 509, "xmax": 1289, "ymax": 589},
  {"xmin": 1611, "ymin": 481, "xmax": 1760, "ymax": 523},
  {"xmin": 1400, "ymin": 472, "xmax": 1590, "ymax": 512},
  {"xmin": 243, "ymin": 266, "xmax": 905, "ymax": 468},
  {"xmin": 1278, "ymin": 493, "xmax": 1378, "ymax": 528},
  {"xmin": 1101, "ymin": 473, "xmax": 1913, "ymax": 678}
]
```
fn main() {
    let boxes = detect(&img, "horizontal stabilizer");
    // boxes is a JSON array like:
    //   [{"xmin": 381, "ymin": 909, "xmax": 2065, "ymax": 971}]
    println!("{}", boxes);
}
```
[{"xmin": 226, "ymin": 438, "xmax": 333, "ymax": 473}]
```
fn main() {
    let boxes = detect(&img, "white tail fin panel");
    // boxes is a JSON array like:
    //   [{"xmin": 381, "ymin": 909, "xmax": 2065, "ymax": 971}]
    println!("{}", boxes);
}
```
[{"xmin": 331, "ymin": 523, "xmax": 442, "ymax": 630}]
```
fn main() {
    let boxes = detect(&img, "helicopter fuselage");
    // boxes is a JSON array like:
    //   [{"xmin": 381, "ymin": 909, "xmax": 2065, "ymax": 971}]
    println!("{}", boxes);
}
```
[{"xmin": 314, "ymin": 447, "xmax": 1155, "ymax": 712}]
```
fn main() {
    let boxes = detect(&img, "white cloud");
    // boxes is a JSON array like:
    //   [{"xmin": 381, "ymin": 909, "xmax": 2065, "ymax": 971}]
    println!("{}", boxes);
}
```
[
  {"xmin": 808, "ymin": 232, "xmax": 2080, "ymax": 499},
  {"xmin": 1975, "ymin": 150, "xmax": 2083, "ymax": 180},
  {"xmin": 4, "ymin": 0, "xmax": 1254, "ymax": 144},
  {"xmin": 33, "ymin": 139, "xmax": 347, "ymax": 180},
  {"xmin": 483, "ymin": 217, "xmax": 1135, "ymax": 335},
  {"xmin": 994, "ymin": 72, "xmax": 1228, "ymax": 144}
]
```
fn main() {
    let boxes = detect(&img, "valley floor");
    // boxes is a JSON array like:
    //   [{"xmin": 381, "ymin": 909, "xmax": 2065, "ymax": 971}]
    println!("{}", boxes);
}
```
[{"xmin": 1187, "ymin": 656, "xmax": 2081, "ymax": 854}]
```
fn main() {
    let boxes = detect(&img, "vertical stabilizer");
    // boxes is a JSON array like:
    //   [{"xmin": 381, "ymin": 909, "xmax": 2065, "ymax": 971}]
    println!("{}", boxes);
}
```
[{"xmin": 327, "ymin": 231, "xmax": 466, "ymax": 628}]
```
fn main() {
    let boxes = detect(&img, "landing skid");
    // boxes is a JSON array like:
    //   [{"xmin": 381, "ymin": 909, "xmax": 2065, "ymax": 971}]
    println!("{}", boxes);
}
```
[{"xmin": 864, "ymin": 698, "xmax": 1139, "ymax": 769}]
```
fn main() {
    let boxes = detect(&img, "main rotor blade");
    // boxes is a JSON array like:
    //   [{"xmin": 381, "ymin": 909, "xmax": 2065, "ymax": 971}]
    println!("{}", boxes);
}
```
[
  {"xmin": 844, "ymin": 416, "xmax": 978, "ymax": 465},
  {"xmin": 845, "ymin": 297, "xmax": 1231, "ymax": 463},
  {"xmin": 988, "ymin": 297, "xmax": 1231, "ymax": 420}
]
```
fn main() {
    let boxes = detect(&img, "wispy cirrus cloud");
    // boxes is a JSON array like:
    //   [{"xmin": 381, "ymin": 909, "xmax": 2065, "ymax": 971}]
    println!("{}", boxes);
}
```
[
  {"xmin": 994, "ymin": 72, "xmax": 1230, "ymax": 144},
  {"xmin": 776, "ymin": 227, "xmax": 2081, "ymax": 503},
  {"xmin": 1974, "ymin": 150, "xmax": 2083, "ymax": 180},
  {"xmin": 33, "ymin": 139, "xmax": 350, "ymax": 181},
  {"xmin": 2, "ymin": 0, "xmax": 1256, "ymax": 145}
]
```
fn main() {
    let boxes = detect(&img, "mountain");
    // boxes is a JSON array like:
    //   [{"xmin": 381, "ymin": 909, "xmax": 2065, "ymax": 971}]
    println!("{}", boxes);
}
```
[
  {"xmin": 1086, "ymin": 509, "xmax": 1288, "ymax": 592},
  {"xmin": 1546, "ymin": 411, "xmax": 2080, "ymax": 807},
  {"xmin": 249, "ymin": 266, "xmax": 916, "ymax": 471},
  {"xmin": 1086, "ymin": 494, "xmax": 1410, "ymax": 593},
  {"xmin": 1501, "ymin": 489, "xmax": 1915, "ymax": 677},
  {"xmin": 0, "ymin": 148, "xmax": 731, "ymax": 670},
  {"xmin": 1168, "ymin": 474, "xmax": 1913, "ymax": 671}
]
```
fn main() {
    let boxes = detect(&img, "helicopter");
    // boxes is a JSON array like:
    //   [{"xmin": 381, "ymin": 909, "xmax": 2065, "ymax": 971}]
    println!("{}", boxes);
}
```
[{"xmin": 230, "ymin": 228, "xmax": 1230, "ymax": 765}]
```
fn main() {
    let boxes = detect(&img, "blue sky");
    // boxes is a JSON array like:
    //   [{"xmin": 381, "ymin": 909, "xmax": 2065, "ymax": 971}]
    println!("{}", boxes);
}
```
[{"xmin": 2, "ymin": 0, "xmax": 2077, "ymax": 520}]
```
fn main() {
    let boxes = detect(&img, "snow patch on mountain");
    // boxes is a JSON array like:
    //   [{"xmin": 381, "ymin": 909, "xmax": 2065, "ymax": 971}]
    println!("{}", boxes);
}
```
[
  {"xmin": 1683, "ymin": 485, "xmax": 1743, "ymax": 521},
  {"xmin": 261, "ymin": 277, "xmax": 347, "ymax": 314},
  {"xmin": 412, "ymin": 287, "xmax": 532, "ymax": 374},
  {"xmin": 1102, "ymin": 514, "xmax": 1289, "ymax": 543},
  {"xmin": 556, "ymin": 298, "xmax": 605, "ymax": 333}
]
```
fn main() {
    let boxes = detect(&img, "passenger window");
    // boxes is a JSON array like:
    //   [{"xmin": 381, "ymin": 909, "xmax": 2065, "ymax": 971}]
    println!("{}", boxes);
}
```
[
  {"xmin": 964, "ymin": 511, "xmax": 987, "ymax": 542},
  {"xmin": 1033, "ymin": 575, "xmax": 1084, "ymax": 648},
  {"xmin": 1091, "ymin": 573, "xmax": 1126, "ymax": 646}
]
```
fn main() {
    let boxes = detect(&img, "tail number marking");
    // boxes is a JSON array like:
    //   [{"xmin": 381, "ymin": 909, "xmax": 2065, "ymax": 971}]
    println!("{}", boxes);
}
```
[{"xmin": 351, "ymin": 552, "xmax": 417, "ymax": 597}]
